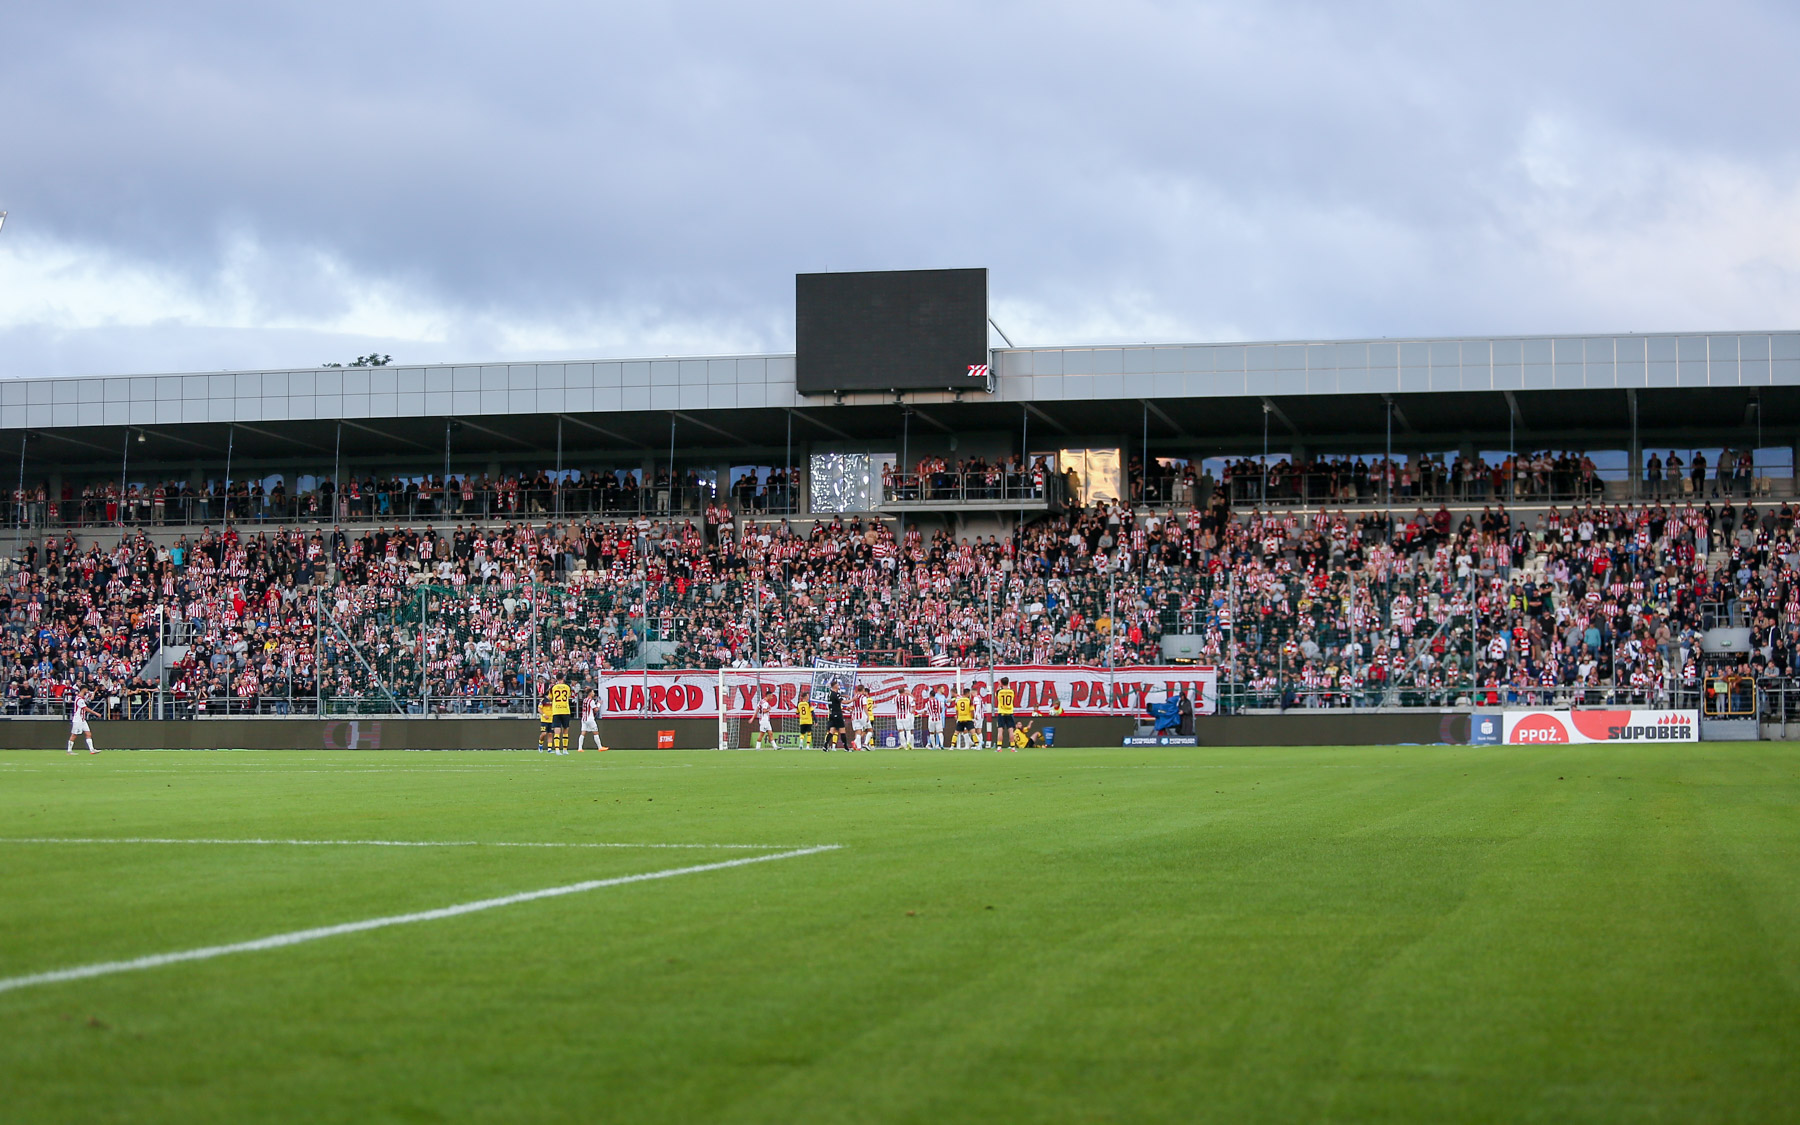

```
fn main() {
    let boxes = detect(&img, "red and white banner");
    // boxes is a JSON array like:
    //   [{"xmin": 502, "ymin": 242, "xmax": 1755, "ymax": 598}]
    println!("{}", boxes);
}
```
[
  {"xmin": 1503, "ymin": 709, "xmax": 1698, "ymax": 744},
  {"xmin": 590, "ymin": 665, "xmax": 1217, "ymax": 719}
]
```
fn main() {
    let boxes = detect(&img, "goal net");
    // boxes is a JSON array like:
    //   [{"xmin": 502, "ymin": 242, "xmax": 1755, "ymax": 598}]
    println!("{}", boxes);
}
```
[{"xmin": 717, "ymin": 664, "xmax": 985, "ymax": 750}]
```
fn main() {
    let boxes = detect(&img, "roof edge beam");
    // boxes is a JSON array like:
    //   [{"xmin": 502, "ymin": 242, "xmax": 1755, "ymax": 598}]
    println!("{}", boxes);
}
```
[
  {"xmin": 1380, "ymin": 394, "xmax": 1416, "ymax": 435},
  {"xmin": 227, "ymin": 422, "xmax": 334, "ymax": 455},
  {"xmin": 786, "ymin": 407, "xmax": 852, "ymax": 441},
  {"xmin": 1502, "ymin": 389, "xmax": 1528, "ymax": 434},
  {"xmin": 1259, "ymin": 396, "xmax": 1299, "ymax": 435},
  {"xmin": 1021, "ymin": 402, "xmax": 1070, "ymax": 435},
  {"xmin": 339, "ymin": 419, "xmax": 434, "ymax": 452},
  {"xmin": 451, "ymin": 416, "xmax": 540, "ymax": 449},
  {"xmin": 907, "ymin": 406, "xmax": 954, "ymax": 433},
  {"xmin": 1142, "ymin": 398, "xmax": 1188, "ymax": 438},
  {"xmin": 556, "ymin": 414, "xmax": 641, "ymax": 447},
  {"xmin": 671, "ymin": 410, "xmax": 747, "ymax": 446},
  {"xmin": 21, "ymin": 429, "xmax": 119, "ymax": 457}
]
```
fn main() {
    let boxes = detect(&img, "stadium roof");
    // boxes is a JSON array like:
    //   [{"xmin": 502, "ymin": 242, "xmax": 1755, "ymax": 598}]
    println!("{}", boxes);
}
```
[{"xmin": 5, "ymin": 330, "xmax": 1798, "ymax": 468}]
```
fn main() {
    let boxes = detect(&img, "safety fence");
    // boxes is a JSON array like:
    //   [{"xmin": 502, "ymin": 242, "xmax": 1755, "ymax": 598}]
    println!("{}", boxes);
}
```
[{"xmin": 3, "ymin": 482, "xmax": 804, "ymax": 532}]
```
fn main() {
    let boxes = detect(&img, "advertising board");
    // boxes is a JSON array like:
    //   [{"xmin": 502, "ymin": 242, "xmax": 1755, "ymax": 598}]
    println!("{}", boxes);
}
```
[{"xmin": 1481, "ymin": 710, "xmax": 1699, "ymax": 745}]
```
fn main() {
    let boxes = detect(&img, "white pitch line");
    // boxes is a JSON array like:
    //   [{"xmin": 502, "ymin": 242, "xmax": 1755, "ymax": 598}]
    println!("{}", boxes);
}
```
[
  {"xmin": 0, "ymin": 837, "xmax": 815, "ymax": 850},
  {"xmin": 0, "ymin": 844, "xmax": 840, "ymax": 995},
  {"xmin": 3, "ymin": 761, "xmax": 759, "ymax": 771}
]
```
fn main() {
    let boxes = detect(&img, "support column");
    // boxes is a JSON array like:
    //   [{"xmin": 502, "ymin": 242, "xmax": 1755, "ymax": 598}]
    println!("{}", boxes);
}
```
[{"xmin": 1626, "ymin": 388, "xmax": 1640, "ymax": 502}]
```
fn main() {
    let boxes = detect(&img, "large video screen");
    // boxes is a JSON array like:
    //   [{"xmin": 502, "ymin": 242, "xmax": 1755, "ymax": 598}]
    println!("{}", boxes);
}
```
[{"xmin": 795, "ymin": 268, "xmax": 989, "ymax": 394}]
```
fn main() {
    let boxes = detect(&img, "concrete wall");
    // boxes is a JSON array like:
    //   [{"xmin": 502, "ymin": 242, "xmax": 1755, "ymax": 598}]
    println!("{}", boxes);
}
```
[{"xmin": 1195, "ymin": 712, "xmax": 1472, "ymax": 746}]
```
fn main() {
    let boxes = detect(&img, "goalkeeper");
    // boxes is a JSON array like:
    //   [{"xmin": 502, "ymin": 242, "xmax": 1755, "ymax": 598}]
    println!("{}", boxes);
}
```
[{"xmin": 1010, "ymin": 716, "xmax": 1046, "ymax": 750}]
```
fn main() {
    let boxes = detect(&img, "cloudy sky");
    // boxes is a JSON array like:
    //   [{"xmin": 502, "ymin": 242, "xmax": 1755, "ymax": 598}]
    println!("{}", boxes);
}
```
[{"xmin": 1, "ymin": 1, "xmax": 1796, "ymax": 379}]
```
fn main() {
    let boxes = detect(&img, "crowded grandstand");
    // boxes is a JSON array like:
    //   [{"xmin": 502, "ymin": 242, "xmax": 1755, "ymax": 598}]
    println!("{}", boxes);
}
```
[
  {"xmin": 1, "ymin": 296, "xmax": 1794, "ymax": 728},
  {"xmin": 0, "ymin": 451, "xmax": 1786, "ymax": 721}
]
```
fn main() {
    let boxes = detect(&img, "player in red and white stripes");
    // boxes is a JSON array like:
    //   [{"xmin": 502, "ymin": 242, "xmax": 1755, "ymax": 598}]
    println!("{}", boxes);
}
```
[{"xmin": 66, "ymin": 691, "xmax": 100, "ymax": 755}]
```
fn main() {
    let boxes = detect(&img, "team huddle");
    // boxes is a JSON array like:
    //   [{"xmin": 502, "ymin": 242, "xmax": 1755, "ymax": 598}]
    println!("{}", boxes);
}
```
[
  {"xmin": 751, "ymin": 677, "xmax": 1046, "ymax": 752},
  {"xmin": 537, "ymin": 680, "xmax": 607, "ymax": 754}
]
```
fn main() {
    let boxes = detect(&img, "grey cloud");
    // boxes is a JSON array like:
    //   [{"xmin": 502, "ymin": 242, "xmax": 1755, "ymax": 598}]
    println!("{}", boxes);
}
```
[{"xmin": 1, "ymin": 0, "xmax": 1798, "ymax": 378}]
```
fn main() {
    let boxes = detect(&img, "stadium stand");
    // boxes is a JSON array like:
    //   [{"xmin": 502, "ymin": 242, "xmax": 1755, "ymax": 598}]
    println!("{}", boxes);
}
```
[
  {"xmin": 3, "ymin": 324, "xmax": 1794, "ymax": 727},
  {"xmin": 2, "ymin": 456, "xmax": 1790, "ymax": 722}
]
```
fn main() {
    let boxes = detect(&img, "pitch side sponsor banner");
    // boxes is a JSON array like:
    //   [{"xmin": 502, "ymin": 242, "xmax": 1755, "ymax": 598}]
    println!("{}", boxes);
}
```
[
  {"xmin": 1469, "ymin": 714, "xmax": 1503, "ymax": 745},
  {"xmin": 1502, "ymin": 710, "xmax": 1699, "ymax": 744},
  {"xmin": 591, "ymin": 666, "xmax": 1218, "ymax": 719}
]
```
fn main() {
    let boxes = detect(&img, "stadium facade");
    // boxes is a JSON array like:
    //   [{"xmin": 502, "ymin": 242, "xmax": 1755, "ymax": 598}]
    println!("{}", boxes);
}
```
[
  {"xmin": 4, "ymin": 328, "xmax": 1798, "ymax": 522},
  {"xmin": 2, "ymin": 322, "xmax": 1797, "ymax": 749}
]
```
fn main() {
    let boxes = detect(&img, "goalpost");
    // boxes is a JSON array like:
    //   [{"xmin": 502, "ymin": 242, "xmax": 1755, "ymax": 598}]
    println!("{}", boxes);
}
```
[{"xmin": 715, "ymin": 665, "xmax": 971, "ymax": 750}]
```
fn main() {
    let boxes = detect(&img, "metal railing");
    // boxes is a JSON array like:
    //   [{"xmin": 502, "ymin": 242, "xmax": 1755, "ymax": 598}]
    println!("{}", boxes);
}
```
[
  {"xmin": 31, "ymin": 693, "xmax": 552, "ymax": 719},
  {"xmin": 1213, "ymin": 681, "xmax": 1706, "ymax": 712},
  {"xmin": 0, "ymin": 483, "xmax": 801, "ymax": 530},
  {"xmin": 16, "ymin": 471, "xmax": 1787, "ymax": 531},
  {"xmin": 1130, "ymin": 475, "xmax": 1205, "ymax": 508},
  {"xmin": 881, "ymin": 472, "xmax": 1057, "ymax": 506},
  {"xmin": 1216, "ymin": 470, "xmax": 1789, "ymax": 508},
  {"xmin": 1, "ymin": 694, "xmax": 161, "ymax": 720},
  {"xmin": 1701, "ymin": 676, "xmax": 1759, "ymax": 718}
]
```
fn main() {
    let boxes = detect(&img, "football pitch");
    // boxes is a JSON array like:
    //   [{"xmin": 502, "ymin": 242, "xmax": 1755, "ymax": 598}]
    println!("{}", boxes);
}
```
[{"xmin": 2, "ymin": 744, "xmax": 1797, "ymax": 1123}]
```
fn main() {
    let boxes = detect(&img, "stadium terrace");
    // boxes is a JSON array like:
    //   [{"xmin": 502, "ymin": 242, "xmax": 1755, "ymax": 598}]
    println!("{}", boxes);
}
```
[{"xmin": 1, "ymin": 324, "xmax": 1798, "ymax": 740}]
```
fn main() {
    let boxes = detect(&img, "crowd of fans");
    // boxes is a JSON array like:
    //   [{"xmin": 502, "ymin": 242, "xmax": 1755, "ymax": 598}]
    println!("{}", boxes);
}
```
[
  {"xmin": 1217, "ymin": 448, "xmax": 1766, "ymax": 506},
  {"xmin": 7, "ymin": 448, "xmax": 1767, "ymax": 532},
  {"xmin": 6, "ymin": 465, "xmax": 804, "ymax": 530},
  {"xmin": 882, "ymin": 455, "xmax": 1055, "ymax": 503},
  {"xmin": 3, "ymin": 468, "xmax": 1795, "ymax": 718}
]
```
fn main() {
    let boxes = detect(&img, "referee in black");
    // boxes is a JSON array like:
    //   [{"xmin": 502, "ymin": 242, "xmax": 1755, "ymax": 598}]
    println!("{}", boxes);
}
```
[{"xmin": 825, "ymin": 681, "xmax": 848, "ymax": 751}]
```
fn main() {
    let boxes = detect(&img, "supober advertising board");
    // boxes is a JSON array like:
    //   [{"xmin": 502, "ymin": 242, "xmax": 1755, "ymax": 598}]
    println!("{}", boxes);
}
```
[{"xmin": 1470, "ymin": 710, "xmax": 1699, "ymax": 745}]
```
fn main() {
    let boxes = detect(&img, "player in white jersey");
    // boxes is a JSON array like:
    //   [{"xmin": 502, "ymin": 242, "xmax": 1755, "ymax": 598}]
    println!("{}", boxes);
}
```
[
  {"xmin": 66, "ymin": 692, "xmax": 99, "ymax": 755},
  {"xmin": 849, "ymin": 686, "xmax": 870, "ymax": 751},
  {"xmin": 576, "ymin": 693, "xmax": 607, "ymax": 752},
  {"xmin": 895, "ymin": 688, "xmax": 916, "ymax": 748},
  {"xmin": 753, "ymin": 689, "xmax": 775, "ymax": 749},
  {"xmin": 925, "ymin": 687, "xmax": 947, "ymax": 748}
]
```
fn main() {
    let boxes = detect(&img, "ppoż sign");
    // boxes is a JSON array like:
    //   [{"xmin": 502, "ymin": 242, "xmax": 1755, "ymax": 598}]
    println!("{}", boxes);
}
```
[{"xmin": 1492, "ymin": 710, "xmax": 1699, "ymax": 744}]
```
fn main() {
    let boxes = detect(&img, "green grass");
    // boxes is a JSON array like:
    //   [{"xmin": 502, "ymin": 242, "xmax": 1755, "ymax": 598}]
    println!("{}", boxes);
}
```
[{"xmin": 2, "ymin": 744, "xmax": 1798, "ymax": 1124}]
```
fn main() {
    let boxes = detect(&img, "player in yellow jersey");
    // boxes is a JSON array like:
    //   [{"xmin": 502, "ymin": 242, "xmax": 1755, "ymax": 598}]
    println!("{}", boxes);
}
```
[
  {"xmin": 953, "ymin": 689, "xmax": 975, "ymax": 748},
  {"xmin": 994, "ymin": 677, "xmax": 1017, "ymax": 753},
  {"xmin": 538, "ymin": 696, "xmax": 555, "ymax": 752},
  {"xmin": 796, "ymin": 697, "xmax": 815, "ymax": 747},
  {"xmin": 549, "ymin": 679, "xmax": 573, "ymax": 754}
]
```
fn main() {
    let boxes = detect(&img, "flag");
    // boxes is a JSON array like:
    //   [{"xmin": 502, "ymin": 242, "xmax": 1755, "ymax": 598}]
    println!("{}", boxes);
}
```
[{"xmin": 967, "ymin": 364, "xmax": 989, "ymax": 380}]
